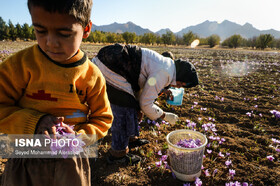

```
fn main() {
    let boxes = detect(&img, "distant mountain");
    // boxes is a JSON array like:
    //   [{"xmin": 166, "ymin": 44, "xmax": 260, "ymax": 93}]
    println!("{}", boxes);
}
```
[
  {"xmin": 176, "ymin": 20, "xmax": 280, "ymax": 40},
  {"xmin": 92, "ymin": 21, "xmax": 152, "ymax": 35},
  {"xmin": 156, "ymin": 28, "xmax": 172, "ymax": 35},
  {"xmin": 91, "ymin": 20, "xmax": 280, "ymax": 40}
]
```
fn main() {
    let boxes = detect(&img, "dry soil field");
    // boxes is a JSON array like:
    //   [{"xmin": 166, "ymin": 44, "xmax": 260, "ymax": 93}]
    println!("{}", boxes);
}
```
[{"xmin": 0, "ymin": 41, "xmax": 279, "ymax": 186}]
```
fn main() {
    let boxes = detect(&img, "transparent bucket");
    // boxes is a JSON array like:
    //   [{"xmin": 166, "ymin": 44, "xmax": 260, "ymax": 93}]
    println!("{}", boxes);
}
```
[
  {"xmin": 166, "ymin": 87, "xmax": 184, "ymax": 106},
  {"xmin": 166, "ymin": 129, "xmax": 207, "ymax": 182}
]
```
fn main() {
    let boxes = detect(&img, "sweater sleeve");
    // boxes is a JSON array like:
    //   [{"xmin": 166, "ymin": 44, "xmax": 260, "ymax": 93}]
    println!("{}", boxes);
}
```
[
  {"xmin": 0, "ymin": 53, "xmax": 46, "ymax": 134},
  {"xmin": 74, "ymin": 68, "xmax": 113, "ymax": 144},
  {"xmin": 139, "ymin": 73, "xmax": 166, "ymax": 120}
]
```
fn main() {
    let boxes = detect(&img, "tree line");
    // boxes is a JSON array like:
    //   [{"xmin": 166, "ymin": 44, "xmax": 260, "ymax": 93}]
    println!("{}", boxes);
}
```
[{"xmin": 1, "ymin": 17, "xmax": 279, "ymax": 50}]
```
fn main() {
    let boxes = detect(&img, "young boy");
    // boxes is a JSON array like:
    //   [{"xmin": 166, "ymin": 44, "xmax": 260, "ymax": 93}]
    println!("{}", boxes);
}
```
[
  {"xmin": 92, "ymin": 44, "xmax": 199, "ymax": 165},
  {"xmin": 0, "ymin": 0, "xmax": 113, "ymax": 185}
]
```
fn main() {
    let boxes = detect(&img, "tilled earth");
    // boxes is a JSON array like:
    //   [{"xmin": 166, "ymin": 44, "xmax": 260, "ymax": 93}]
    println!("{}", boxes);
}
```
[{"xmin": 0, "ymin": 42, "xmax": 280, "ymax": 186}]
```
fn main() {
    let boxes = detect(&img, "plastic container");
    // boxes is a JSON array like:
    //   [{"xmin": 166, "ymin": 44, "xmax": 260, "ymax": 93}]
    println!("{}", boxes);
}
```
[
  {"xmin": 166, "ymin": 129, "xmax": 208, "ymax": 182},
  {"xmin": 166, "ymin": 87, "xmax": 184, "ymax": 106}
]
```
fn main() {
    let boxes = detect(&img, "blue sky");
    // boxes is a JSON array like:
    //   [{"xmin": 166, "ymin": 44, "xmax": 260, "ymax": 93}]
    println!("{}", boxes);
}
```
[{"xmin": 1, "ymin": 0, "xmax": 280, "ymax": 32}]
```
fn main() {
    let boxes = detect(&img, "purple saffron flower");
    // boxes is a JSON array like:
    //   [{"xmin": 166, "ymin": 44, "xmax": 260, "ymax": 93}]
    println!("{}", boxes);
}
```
[
  {"xmin": 218, "ymin": 152, "xmax": 225, "ymax": 158},
  {"xmin": 194, "ymin": 177, "xmax": 202, "ymax": 186},
  {"xmin": 225, "ymin": 159, "xmax": 232, "ymax": 167},
  {"xmin": 161, "ymin": 155, "xmax": 168, "ymax": 161},
  {"xmin": 183, "ymin": 183, "xmax": 191, "ymax": 186},
  {"xmin": 48, "ymin": 123, "xmax": 85, "ymax": 158},
  {"xmin": 155, "ymin": 122, "xmax": 160, "ymax": 128},
  {"xmin": 267, "ymin": 155, "xmax": 275, "ymax": 161},
  {"xmin": 229, "ymin": 169, "xmax": 235, "ymax": 178},
  {"xmin": 270, "ymin": 110, "xmax": 280, "ymax": 119},
  {"xmin": 212, "ymin": 169, "xmax": 218, "ymax": 177},
  {"xmin": 155, "ymin": 161, "xmax": 162, "ymax": 167},
  {"xmin": 246, "ymin": 112, "xmax": 252, "ymax": 117},
  {"xmin": 176, "ymin": 138, "xmax": 202, "ymax": 148},
  {"xmin": 226, "ymin": 181, "xmax": 241, "ymax": 186},
  {"xmin": 204, "ymin": 169, "xmax": 210, "ymax": 177}
]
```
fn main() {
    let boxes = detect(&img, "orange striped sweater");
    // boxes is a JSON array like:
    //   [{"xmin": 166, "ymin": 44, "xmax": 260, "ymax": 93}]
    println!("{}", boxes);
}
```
[{"xmin": 0, "ymin": 44, "xmax": 113, "ymax": 142}]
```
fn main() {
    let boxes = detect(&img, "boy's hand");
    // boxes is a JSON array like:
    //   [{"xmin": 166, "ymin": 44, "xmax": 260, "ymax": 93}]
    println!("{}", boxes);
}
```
[
  {"xmin": 35, "ymin": 115, "xmax": 64, "ymax": 138},
  {"xmin": 59, "ymin": 122, "xmax": 75, "ymax": 134}
]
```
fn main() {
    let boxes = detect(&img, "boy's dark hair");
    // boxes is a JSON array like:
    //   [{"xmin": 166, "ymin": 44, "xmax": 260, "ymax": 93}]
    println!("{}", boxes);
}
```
[{"xmin": 27, "ymin": 0, "xmax": 92, "ymax": 27}]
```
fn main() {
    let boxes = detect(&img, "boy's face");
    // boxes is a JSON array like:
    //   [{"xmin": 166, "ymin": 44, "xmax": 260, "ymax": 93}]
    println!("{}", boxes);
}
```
[{"xmin": 30, "ymin": 6, "xmax": 91, "ymax": 62}]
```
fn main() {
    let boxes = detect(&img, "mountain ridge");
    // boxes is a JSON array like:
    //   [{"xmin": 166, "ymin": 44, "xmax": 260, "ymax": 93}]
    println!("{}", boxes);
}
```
[{"xmin": 91, "ymin": 20, "xmax": 280, "ymax": 40}]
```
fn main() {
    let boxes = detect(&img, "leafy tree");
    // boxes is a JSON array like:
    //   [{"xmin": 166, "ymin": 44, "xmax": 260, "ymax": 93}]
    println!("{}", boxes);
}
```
[
  {"xmin": 183, "ymin": 31, "xmax": 197, "ymax": 46},
  {"xmin": 256, "ymin": 34, "xmax": 274, "ymax": 50},
  {"xmin": 8, "ymin": 20, "xmax": 17, "ymax": 41},
  {"xmin": 207, "ymin": 34, "xmax": 220, "ymax": 48},
  {"xmin": 274, "ymin": 38, "xmax": 280, "ymax": 49},
  {"xmin": 161, "ymin": 31, "xmax": 175, "ymax": 45},
  {"xmin": 229, "ymin": 34, "xmax": 243, "ymax": 48},
  {"xmin": 122, "ymin": 32, "xmax": 136, "ymax": 44},
  {"xmin": 92, "ymin": 30, "xmax": 105, "ymax": 43},
  {"xmin": 222, "ymin": 34, "xmax": 243, "ymax": 48},
  {"xmin": 155, "ymin": 35, "xmax": 162, "ymax": 45},
  {"xmin": 15, "ymin": 23, "xmax": 24, "ymax": 40},
  {"xmin": 198, "ymin": 37, "xmax": 208, "ymax": 45},
  {"xmin": 175, "ymin": 35, "xmax": 184, "ymax": 45},
  {"xmin": 106, "ymin": 32, "xmax": 117, "ymax": 43},
  {"xmin": 0, "ymin": 17, "xmax": 7, "ymax": 40},
  {"xmin": 115, "ymin": 33, "xmax": 124, "ymax": 43},
  {"xmin": 141, "ymin": 33, "xmax": 157, "ymax": 45},
  {"xmin": 21, "ymin": 23, "xmax": 32, "ymax": 40}
]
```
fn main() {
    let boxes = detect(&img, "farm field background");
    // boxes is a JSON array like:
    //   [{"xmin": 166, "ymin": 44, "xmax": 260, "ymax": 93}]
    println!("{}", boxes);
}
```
[{"xmin": 0, "ymin": 41, "xmax": 279, "ymax": 186}]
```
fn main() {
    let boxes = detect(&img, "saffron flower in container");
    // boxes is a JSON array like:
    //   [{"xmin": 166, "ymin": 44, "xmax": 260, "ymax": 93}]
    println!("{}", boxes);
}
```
[{"xmin": 166, "ymin": 129, "xmax": 207, "ymax": 182}]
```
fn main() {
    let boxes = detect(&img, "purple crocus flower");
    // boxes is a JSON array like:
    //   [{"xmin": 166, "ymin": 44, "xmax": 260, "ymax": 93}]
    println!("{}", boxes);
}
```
[
  {"xmin": 194, "ymin": 177, "xmax": 202, "ymax": 186},
  {"xmin": 246, "ymin": 112, "xmax": 252, "ymax": 117},
  {"xmin": 155, "ymin": 161, "xmax": 162, "ymax": 167},
  {"xmin": 229, "ymin": 169, "xmax": 236, "ymax": 178},
  {"xmin": 218, "ymin": 152, "xmax": 225, "ymax": 158},
  {"xmin": 48, "ymin": 123, "xmax": 85, "ymax": 158},
  {"xmin": 270, "ymin": 110, "xmax": 280, "ymax": 119},
  {"xmin": 176, "ymin": 138, "xmax": 202, "ymax": 148},
  {"xmin": 161, "ymin": 155, "xmax": 168, "ymax": 161},
  {"xmin": 225, "ymin": 159, "xmax": 232, "ymax": 167},
  {"xmin": 267, "ymin": 155, "xmax": 275, "ymax": 161},
  {"xmin": 212, "ymin": 169, "xmax": 218, "ymax": 177},
  {"xmin": 204, "ymin": 169, "xmax": 210, "ymax": 177}
]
